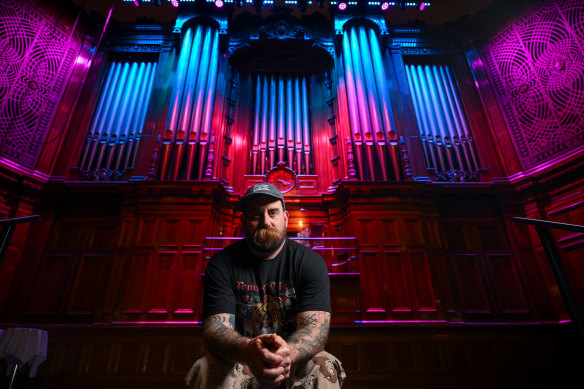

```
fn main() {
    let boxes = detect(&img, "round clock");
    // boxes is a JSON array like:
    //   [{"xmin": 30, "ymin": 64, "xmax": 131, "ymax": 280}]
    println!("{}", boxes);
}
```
[{"xmin": 266, "ymin": 163, "xmax": 297, "ymax": 193}]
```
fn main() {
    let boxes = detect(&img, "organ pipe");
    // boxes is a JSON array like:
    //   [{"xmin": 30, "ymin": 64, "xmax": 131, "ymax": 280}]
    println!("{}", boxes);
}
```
[
  {"xmin": 159, "ymin": 24, "xmax": 220, "ymax": 180},
  {"xmin": 250, "ymin": 74, "xmax": 313, "ymax": 175},
  {"xmin": 341, "ymin": 25, "xmax": 401, "ymax": 181},
  {"xmin": 79, "ymin": 59, "xmax": 156, "ymax": 175},
  {"xmin": 406, "ymin": 62, "xmax": 481, "ymax": 175}
]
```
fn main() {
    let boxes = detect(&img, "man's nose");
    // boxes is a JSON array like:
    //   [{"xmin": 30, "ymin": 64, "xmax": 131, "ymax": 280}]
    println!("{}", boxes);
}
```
[{"xmin": 259, "ymin": 211, "xmax": 271, "ymax": 226}]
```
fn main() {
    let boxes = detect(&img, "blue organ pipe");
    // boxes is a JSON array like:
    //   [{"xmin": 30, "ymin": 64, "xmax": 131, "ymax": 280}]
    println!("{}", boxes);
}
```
[
  {"xmin": 165, "ymin": 27, "xmax": 192, "ymax": 142},
  {"xmin": 368, "ymin": 27, "xmax": 401, "ymax": 180},
  {"xmin": 426, "ymin": 65, "xmax": 455, "ymax": 169},
  {"xmin": 358, "ymin": 27, "xmax": 384, "ymax": 145},
  {"xmin": 113, "ymin": 62, "xmax": 145, "ymax": 170},
  {"xmin": 95, "ymin": 62, "xmax": 130, "ymax": 169},
  {"xmin": 423, "ymin": 65, "xmax": 447, "ymax": 142},
  {"xmin": 179, "ymin": 26, "xmax": 204, "ymax": 141},
  {"xmin": 80, "ymin": 62, "xmax": 116, "ymax": 170},
  {"xmin": 268, "ymin": 75, "xmax": 277, "ymax": 170},
  {"xmin": 341, "ymin": 32, "xmax": 362, "ymax": 142},
  {"xmin": 349, "ymin": 28, "xmax": 372, "ymax": 145},
  {"xmin": 444, "ymin": 66, "xmax": 479, "ymax": 170},
  {"xmin": 160, "ymin": 28, "xmax": 192, "ymax": 179},
  {"xmin": 349, "ymin": 27, "xmax": 376, "ymax": 180},
  {"xmin": 409, "ymin": 64, "xmax": 439, "ymax": 170},
  {"xmin": 277, "ymin": 75, "xmax": 285, "ymax": 162},
  {"xmin": 432, "ymin": 66, "xmax": 455, "ymax": 140},
  {"xmin": 198, "ymin": 28, "xmax": 219, "ymax": 179},
  {"xmin": 369, "ymin": 28, "xmax": 396, "ymax": 143},
  {"xmin": 434, "ymin": 65, "xmax": 465, "ymax": 170},
  {"xmin": 252, "ymin": 74, "xmax": 261, "ymax": 174},
  {"xmin": 130, "ymin": 62, "xmax": 156, "ymax": 168},
  {"xmin": 301, "ymin": 76, "xmax": 310, "ymax": 175},
  {"xmin": 418, "ymin": 65, "xmax": 446, "ymax": 171},
  {"xmin": 404, "ymin": 65, "xmax": 431, "ymax": 168},
  {"xmin": 184, "ymin": 25, "xmax": 212, "ymax": 178},
  {"xmin": 88, "ymin": 62, "xmax": 116, "ymax": 138},
  {"xmin": 105, "ymin": 62, "xmax": 138, "ymax": 169},
  {"xmin": 180, "ymin": 26, "xmax": 205, "ymax": 180},
  {"xmin": 438, "ymin": 65, "xmax": 470, "ymax": 170},
  {"xmin": 84, "ymin": 62, "xmax": 122, "ymax": 170},
  {"xmin": 358, "ymin": 26, "xmax": 388, "ymax": 180},
  {"xmin": 189, "ymin": 26, "xmax": 212, "ymax": 145},
  {"xmin": 342, "ymin": 30, "xmax": 365, "ymax": 179}
]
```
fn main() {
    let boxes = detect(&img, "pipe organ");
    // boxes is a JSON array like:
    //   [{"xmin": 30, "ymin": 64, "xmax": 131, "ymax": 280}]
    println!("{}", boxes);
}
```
[
  {"xmin": 79, "ymin": 60, "xmax": 157, "ymax": 175},
  {"xmin": 404, "ymin": 61, "xmax": 481, "ymax": 176},
  {"xmin": 4, "ymin": 1, "xmax": 584, "ymax": 387}
]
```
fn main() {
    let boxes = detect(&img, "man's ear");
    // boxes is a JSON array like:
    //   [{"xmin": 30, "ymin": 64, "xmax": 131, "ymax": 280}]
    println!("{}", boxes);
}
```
[{"xmin": 284, "ymin": 210, "xmax": 289, "ymax": 226}]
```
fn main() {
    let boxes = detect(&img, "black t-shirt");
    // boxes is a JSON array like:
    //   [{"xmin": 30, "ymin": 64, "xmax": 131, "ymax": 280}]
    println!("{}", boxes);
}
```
[{"xmin": 203, "ymin": 238, "xmax": 331, "ymax": 339}]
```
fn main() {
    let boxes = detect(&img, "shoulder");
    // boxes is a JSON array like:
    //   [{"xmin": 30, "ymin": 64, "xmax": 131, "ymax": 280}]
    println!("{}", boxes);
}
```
[
  {"xmin": 286, "ymin": 238, "xmax": 322, "ymax": 259},
  {"xmin": 207, "ymin": 239, "xmax": 248, "ymax": 270}
]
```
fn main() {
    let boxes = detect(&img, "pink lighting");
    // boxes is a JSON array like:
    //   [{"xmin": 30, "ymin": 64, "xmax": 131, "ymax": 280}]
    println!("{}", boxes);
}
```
[
  {"xmin": 215, "ymin": 0, "xmax": 224, "ymax": 7},
  {"xmin": 338, "ymin": 1, "xmax": 347, "ymax": 10},
  {"xmin": 419, "ymin": 2, "xmax": 425, "ymax": 10},
  {"xmin": 133, "ymin": 0, "xmax": 140, "ymax": 6},
  {"xmin": 381, "ymin": 1, "xmax": 389, "ymax": 10},
  {"xmin": 171, "ymin": 0, "xmax": 179, "ymax": 7}
]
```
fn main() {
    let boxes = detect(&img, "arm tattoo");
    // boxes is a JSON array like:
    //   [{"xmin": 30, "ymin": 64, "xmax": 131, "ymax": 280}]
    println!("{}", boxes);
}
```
[
  {"xmin": 287, "ymin": 311, "xmax": 331, "ymax": 363},
  {"xmin": 203, "ymin": 313, "xmax": 247, "ymax": 363}
]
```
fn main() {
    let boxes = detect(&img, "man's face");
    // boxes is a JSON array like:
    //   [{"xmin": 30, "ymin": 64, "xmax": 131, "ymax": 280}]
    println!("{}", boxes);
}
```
[{"xmin": 241, "ymin": 196, "xmax": 289, "ymax": 255}]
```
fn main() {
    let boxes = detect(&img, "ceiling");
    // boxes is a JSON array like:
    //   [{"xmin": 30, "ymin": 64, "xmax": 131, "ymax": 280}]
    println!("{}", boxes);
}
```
[{"xmin": 62, "ymin": 0, "xmax": 496, "ymax": 28}]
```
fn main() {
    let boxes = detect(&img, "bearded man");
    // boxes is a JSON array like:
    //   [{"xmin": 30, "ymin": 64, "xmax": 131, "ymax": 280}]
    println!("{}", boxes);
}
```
[{"xmin": 185, "ymin": 183, "xmax": 345, "ymax": 389}]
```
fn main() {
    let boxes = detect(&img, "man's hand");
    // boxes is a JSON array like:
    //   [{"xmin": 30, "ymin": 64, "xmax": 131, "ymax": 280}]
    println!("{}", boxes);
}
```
[{"xmin": 246, "ymin": 334, "xmax": 292, "ymax": 389}]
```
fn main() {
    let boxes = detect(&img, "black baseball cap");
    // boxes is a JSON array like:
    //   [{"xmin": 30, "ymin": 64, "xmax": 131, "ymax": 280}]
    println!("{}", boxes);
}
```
[{"xmin": 237, "ymin": 183, "xmax": 285, "ymax": 212}]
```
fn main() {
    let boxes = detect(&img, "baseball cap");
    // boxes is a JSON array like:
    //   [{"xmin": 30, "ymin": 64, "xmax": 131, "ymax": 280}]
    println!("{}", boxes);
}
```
[{"xmin": 237, "ymin": 183, "xmax": 285, "ymax": 212}]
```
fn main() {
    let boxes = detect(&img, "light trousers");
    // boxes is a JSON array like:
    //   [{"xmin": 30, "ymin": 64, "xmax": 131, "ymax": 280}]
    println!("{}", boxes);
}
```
[{"xmin": 184, "ymin": 350, "xmax": 346, "ymax": 389}]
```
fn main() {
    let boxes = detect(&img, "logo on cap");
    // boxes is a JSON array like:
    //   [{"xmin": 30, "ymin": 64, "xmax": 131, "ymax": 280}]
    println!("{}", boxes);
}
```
[{"xmin": 253, "ymin": 184, "xmax": 270, "ymax": 192}]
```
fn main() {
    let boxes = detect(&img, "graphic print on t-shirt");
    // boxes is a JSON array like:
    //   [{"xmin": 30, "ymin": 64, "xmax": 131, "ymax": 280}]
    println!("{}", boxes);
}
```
[{"xmin": 235, "ymin": 280, "xmax": 297, "ymax": 337}]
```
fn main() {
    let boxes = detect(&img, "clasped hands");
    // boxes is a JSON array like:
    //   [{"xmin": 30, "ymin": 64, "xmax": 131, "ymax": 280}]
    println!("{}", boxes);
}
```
[{"xmin": 245, "ymin": 333, "xmax": 292, "ymax": 389}]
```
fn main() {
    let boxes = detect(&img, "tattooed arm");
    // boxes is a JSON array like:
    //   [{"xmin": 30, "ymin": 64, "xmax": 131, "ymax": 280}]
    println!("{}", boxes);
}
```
[
  {"xmin": 202, "ymin": 313, "xmax": 250, "ymax": 363},
  {"xmin": 203, "ymin": 313, "xmax": 291, "ymax": 388},
  {"xmin": 287, "ymin": 310, "xmax": 331, "ymax": 364}
]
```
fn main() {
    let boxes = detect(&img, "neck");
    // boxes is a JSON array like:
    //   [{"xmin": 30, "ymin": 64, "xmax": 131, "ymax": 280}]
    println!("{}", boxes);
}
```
[{"xmin": 246, "ymin": 238, "xmax": 286, "ymax": 260}]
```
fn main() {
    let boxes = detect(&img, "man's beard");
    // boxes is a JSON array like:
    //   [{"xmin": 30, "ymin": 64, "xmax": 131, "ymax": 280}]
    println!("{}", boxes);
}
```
[{"xmin": 247, "ymin": 226, "xmax": 286, "ymax": 254}]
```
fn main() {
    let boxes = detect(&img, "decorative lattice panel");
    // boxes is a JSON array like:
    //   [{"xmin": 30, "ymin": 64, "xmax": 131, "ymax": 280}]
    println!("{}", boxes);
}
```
[
  {"xmin": 483, "ymin": 0, "xmax": 584, "ymax": 170},
  {"xmin": 0, "ymin": 0, "xmax": 80, "ymax": 168}
]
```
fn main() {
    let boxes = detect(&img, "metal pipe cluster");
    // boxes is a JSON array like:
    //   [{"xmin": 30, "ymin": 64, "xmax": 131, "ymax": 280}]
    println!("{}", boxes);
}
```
[
  {"xmin": 405, "ymin": 63, "xmax": 480, "ymax": 173},
  {"xmin": 250, "ymin": 73, "xmax": 312, "ymax": 175},
  {"xmin": 80, "ymin": 61, "xmax": 156, "ymax": 173},
  {"xmin": 342, "ymin": 25, "xmax": 400, "ymax": 181},
  {"xmin": 160, "ymin": 24, "xmax": 219, "ymax": 180}
]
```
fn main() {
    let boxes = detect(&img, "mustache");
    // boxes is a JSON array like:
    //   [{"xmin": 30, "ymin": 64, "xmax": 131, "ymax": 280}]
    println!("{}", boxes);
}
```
[{"xmin": 253, "ymin": 227, "xmax": 280, "ymax": 244}]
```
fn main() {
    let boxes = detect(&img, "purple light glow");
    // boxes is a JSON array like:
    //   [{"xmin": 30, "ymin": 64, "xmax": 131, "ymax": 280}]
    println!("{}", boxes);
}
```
[
  {"xmin": 381, "ymin": 2, "xmax": 389, "ymax": 10},
  {"xmin": 171, "ymin": 0, "xmax": 179, "ymax": 7},
  {"xmin": 338, "ymin": 2, "xmax": 347, "ymax": 10},
  {"xmin": 215, "ymin": 0, "xmax": 224, "ymax": 7},
  {"xmin": 419, "ymin": 2, "xmax": 425, "ymax": 10},
  {"xmin": 133, "ymin": 0, "xmax": 140, "ymax": 7}
]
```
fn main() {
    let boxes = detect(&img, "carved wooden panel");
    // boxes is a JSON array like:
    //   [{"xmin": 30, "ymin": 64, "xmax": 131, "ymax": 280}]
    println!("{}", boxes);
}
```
[
  {"xmin": 26, "ymin": 253, "xmax": 73, "ymax": 315},
  {"xmin": 66, "ymin": 253, "xmax": 109, "ymax": 315}
]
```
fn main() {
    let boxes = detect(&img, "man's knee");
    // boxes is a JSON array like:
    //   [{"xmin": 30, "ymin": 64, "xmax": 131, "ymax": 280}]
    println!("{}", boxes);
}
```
[{"xmin": 293, "ymin": 351, "xmax": 346, "ymax": 388}]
